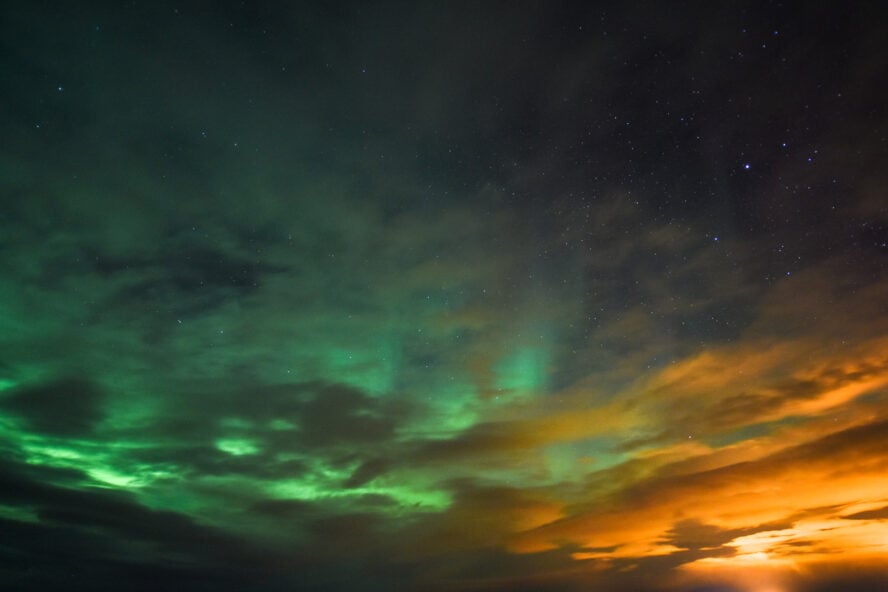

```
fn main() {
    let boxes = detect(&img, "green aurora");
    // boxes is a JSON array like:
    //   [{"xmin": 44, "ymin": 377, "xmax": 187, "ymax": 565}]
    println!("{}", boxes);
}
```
[{"xmin": 2, "ymin": 2, "xmax": 888, "ymax": 591}]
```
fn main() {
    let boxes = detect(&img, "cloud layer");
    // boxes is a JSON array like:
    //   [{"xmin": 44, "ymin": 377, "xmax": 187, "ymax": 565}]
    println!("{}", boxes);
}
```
[{"xmin": 1, "ymin": 1, "xmax": 886, "ymax": 591}]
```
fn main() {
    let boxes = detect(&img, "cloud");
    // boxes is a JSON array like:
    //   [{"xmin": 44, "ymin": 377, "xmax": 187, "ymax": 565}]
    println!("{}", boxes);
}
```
[
  {"xmin": 0, "ymin": 2, "xmax": 886, "ymax": 591},
  {"xmin": 0, "ymin": 378, "xmax": 105, "ymax": 436},
  {"xmin": 0, "ymin": 457, "xmax": 280, "ymax": 589},
  {"xmin": 841, "ymin": 505, "xmax": 888, "ymax": 520},
  {"xmin": 502, "ymin": 418, "xmax": 888, "ymax": 572}
]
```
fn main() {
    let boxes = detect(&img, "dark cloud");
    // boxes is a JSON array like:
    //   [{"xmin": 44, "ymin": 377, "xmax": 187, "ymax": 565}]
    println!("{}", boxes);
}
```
[
  {"xmin": 798, "ymin": 568, "xmax": 888, "ymax": 592},
  {"xmin": 0, "ymin": 378, "xmax": 105, "ymax": 436},
  {"xmin": 842, "ymin": 506, "xmax": 888, "ymax": 520},
  {"xmin": 666, "ymin": 519, "xmax": 738, "ymax": 551},
  {"xmin": 410, "ymin": 421, "xmax": 538, "ymax": 463},
  {"xmin": 0, "ymin": 456, "xmax": 89, "ymax": 504},
  {"xmin": 118, "ymin": 379, "xmax": 411, "ymax": 442},
  {"xmin": 104, "ymin": 245, "xmax": 289, "ymax": 322},
  {"xmin": 251, "ymin": 498, "xmax": 318, "ymax": 519},
  {"xmin": 343, "ymin": 457, "xmax": 389, "ymax": 488},
  {"xmin": 0, "ymin": 458, "xmax": 286, "ymax": 592}
]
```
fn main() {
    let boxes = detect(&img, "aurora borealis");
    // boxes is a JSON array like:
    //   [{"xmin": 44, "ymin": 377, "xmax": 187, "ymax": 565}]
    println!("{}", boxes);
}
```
[{"xmin": 2, "ymin": 1, "xmax": 887, "ymax": 590}]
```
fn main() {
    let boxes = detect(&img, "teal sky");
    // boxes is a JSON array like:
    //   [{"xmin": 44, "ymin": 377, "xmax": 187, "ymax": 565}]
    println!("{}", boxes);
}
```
[{"xmin": 1, "ymin": 2, "xmax": 887, "ymax": 591}]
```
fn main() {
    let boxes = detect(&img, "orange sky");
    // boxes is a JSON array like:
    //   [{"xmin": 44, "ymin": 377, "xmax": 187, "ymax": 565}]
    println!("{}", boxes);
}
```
[{"xmin": 392, "ymin": 267, "xmax": 888, "ymax": 591}]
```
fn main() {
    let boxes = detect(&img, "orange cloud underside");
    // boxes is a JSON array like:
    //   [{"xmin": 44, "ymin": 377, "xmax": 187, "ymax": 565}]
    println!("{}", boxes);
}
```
[{"xmin": 444, "ymin": 278, "xmax": 888, "ymax": 588}]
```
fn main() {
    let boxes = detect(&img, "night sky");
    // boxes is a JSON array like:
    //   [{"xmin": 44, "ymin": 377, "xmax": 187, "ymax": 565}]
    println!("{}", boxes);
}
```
[{"xmin": 2, "ymin": 1, "xmax": 887, "ymax": 591}]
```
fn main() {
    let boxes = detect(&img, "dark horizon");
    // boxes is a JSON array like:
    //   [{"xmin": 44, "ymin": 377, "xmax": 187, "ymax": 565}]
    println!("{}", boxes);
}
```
[{"xmin": 1, "ymin": 1, "xmax": 887, "ymax": 590}]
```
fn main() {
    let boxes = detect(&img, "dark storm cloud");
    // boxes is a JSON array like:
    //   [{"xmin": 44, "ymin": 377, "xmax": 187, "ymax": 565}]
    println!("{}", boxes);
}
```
[
  {"xmin": 0, "ymin": 378, "xmax": 104, "ymax": 436},
  {"xmin": 0, "ymin": 516, "xmax": 258, "ymax": 592},
  {"xmin": 0, "ymin": 456, "xmax": 89, "ymax": 503},
  {"xmin": 0, "ymin": 457, "xmax": 283, "ymax": 592}
]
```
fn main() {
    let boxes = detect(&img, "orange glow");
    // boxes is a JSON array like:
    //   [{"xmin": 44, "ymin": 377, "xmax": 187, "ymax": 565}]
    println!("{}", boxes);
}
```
[{"xmin": 489, "ymin": 317, "xmax": 888, "ymax": 591}]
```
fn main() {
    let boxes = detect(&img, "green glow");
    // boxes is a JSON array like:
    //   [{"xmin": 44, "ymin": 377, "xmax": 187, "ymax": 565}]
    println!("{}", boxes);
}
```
[
  {"xmin": 0, "ymin": 3, "xmax": 883, "ymax": 590},
  {"xmin": 543, "ymin": 439, "xmax": 628, "ymax": 485},
  {"xmin": 88, "ymin": 467, "xmax": 140, "ymax": 488},
  {"xmin": 0, "ymin": 366, "xmax": 49, "ymax": 396},
  {"xmin": 216, "ymin": 438, "xmax": 261, "ymax": 456},
  {"xmin": 270, "ymin": 478, "xmax": 450, "ymax": 511},
  {"xmin": 101, "ymin": 393, "xmax": 166, "ymax": 431},
  {"xmin": 325, "ymin": 342, "xmax": 397, "ymax": 395},
  {"xmin": 19, "ymin": 438, "xmax": 175, "ymax": 492},
  {"xmin": 24, "ymin": 444, "xmax": 84, "ymax": 460},
  {"xmin": 269, "ymin": 418, "xmax": 297, "ymax": 430},
  {"xmin": 220, "ymin": 417, "xmax": 254, "ymax": 430},
  {"xmin": 254, "ymin": 458, "xmax": 452, "ymax": 512},
  {"xmin": 406, "ymin": 380, "xmax": 479, "ymax": 436},
  {"xmin": 493, "ymin": 346, "xmax": 549, "ymax": 395},
  {"xmin": 0, "ymin": 503, "xmax": 40, "ymax": 524}
]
